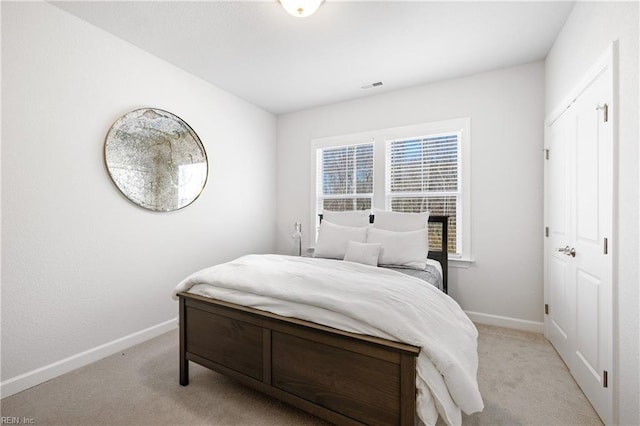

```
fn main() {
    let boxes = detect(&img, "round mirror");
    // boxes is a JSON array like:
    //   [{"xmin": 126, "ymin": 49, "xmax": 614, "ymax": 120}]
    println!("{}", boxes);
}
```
[{"xmin": 104, "ymin": 108, "xmax": 208, "ymax": 212}]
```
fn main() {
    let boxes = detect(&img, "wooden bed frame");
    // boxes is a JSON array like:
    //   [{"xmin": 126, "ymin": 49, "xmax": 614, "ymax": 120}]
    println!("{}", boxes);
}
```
[{"xmin": 178, "ymin": 216, "xmax": 448, "ymax": 425}]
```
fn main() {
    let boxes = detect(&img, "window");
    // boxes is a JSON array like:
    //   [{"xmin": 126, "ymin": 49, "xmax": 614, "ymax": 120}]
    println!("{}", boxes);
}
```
[
  {"xmin": 386, "ymin": 132, "xmax": 461, "ymax": 254},
  {"xmin": 315, "ymin": 142, "xmax": 374, "ymax": 213},
  {"xmin": 311, "ymin": 118, "xmax": 470, "ymax": 261}
]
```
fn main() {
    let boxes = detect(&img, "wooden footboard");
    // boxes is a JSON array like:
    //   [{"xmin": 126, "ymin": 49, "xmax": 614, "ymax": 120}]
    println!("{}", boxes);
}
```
[{"xmin": 179, "ymin": 292, "xmax": 420, "ymax": 425}]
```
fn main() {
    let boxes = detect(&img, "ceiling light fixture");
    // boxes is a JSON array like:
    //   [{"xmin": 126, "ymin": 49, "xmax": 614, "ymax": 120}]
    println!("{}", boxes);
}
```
[{"xmin": 279, "ymin": 0, "xmax": 324, "ymax": 18}]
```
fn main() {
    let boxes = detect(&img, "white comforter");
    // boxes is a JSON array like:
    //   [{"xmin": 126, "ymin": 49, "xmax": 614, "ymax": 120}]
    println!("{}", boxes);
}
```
[{"xmin": 173, "ymin": 254, "xmax": 483, "ymax": 425}]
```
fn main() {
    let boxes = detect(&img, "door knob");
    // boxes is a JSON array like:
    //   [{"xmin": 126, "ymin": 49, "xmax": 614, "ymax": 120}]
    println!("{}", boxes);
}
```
[{"xmin": 557, "ymin": 246, "xmax": 576, "ymax": 257}]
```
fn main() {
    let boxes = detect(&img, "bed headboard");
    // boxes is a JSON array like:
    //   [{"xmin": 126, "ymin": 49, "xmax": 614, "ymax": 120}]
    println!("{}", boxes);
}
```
[
  {"xmin": 424, "ymin": 216, "xmax": 448, "ymax": 294},
  {"xmin": 318, "ymin": 214, "xmax": 449, "ymax": 293}
]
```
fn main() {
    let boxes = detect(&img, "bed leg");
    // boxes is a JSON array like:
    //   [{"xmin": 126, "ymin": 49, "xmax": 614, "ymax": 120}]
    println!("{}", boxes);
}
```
[
  {"xmin": 179, "ymin": 295, "xmax": 189, "ymax": 386},
  {"xmin": 180, "ymin": 359, "xmax": 189, "ymax": 386},
  {"xmin": 400, "ymin": 353, "xmax": 417, "ymax": 425}
]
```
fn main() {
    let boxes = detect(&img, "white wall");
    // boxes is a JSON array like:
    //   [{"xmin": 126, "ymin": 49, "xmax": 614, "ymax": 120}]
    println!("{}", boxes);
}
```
[
  {"xmin": 277, "ymin": 61, "xmax": 545, "ymax": 328},
  {"xmin": 545, "ymin": 2, "xmax": 639, "ymax": 424},
  {"xmin": 1, "ymin": 2, "xmax": 276, "ymax": 393}
]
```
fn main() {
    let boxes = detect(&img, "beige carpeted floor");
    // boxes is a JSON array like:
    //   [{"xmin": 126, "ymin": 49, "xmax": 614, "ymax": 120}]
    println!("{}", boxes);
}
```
[{"xmin": 1, "ymin": 324, "xmax": 602, "ymax": 425}]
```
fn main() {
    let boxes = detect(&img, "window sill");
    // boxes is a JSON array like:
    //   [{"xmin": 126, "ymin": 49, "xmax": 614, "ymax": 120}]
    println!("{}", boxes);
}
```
[{"xmin": 449, "ymin": 257, "xmax": 475, "ymax": 269}]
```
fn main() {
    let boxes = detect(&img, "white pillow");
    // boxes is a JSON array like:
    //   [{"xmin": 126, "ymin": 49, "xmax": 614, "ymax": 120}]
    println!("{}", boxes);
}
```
[
  {"xmin": 366, "ymin": 227, "xmax": 429, "ymax": 269},
  {"xmin": 371, "ymin": 208, "xmax": 429, "ymax": 231},
  {"xmin": 343, "ymin": 241, "xmax": 382, "ymax": 266},
  {"xmin": 322, "ymin": 210, "xmax": 370, "ymax": 227},
  {"xmin": 314, "ymin": 221, "xmax": 368, "ymax": 260}
]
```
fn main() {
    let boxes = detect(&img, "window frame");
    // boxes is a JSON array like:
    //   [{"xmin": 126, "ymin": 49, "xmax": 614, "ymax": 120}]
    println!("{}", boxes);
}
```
[
  {"xmin": 385, "ymin": 130, "xmax": 463, "ymax": 256},
  {"xmin": 310, "ymin": 118, "xmax": 471, "ymax": 262},
  {"xmin": 315, "ymin": 141, "xmax": 374, "ymax": 214},
  {"xmin": 310, "ymin": 136, "xmax": 375, "ymax": 235}
]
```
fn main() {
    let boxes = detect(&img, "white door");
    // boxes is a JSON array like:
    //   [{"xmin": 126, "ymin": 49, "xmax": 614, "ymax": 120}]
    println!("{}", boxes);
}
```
[
  {"xmin": 545, "ymin": 54, "xmax": 614, "ymax": 424},
  {"xmin": 570, "ymin": 63, "xmax": 613, "ymax": 424},
  {"xmin": 546, "ymin": 109, "xmax": 574, "ymax": 366}
]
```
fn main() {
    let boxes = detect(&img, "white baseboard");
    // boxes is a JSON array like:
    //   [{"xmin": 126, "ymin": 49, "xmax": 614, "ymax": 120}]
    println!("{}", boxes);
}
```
[
  {"xmin": 1, "ymin": 318, "xmax": 178, "ymax": 399},
  {"xmin": 465, "ymin": 310, "xmax": 544, "ymax": 334}
]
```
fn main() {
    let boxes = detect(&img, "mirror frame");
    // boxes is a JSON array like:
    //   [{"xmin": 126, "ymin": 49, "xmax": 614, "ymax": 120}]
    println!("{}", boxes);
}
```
[{"xmin": 104, "ymin": 108, "xmax": 208, "ymax": 212}]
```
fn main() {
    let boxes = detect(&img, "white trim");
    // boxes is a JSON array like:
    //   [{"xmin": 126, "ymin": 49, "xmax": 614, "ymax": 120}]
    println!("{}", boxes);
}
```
[
  {"xmin": 465, "ymin": 310, "xmax": 544, "ymax": 334},
  {"xmin": 545, "ymin": 44, "xmax": 615, "ymax": 127},
  {"xmin": 0, "ymin": 318, "xmax": 178, "ymax": 399},
  {"xmin": 449, "ymin": 258, "xmax": 475, "ymax": 268}
]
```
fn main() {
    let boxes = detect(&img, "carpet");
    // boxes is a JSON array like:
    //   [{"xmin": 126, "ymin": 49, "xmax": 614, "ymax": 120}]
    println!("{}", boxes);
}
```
[{"xmin": 1, "ymin": 324, "xmax": 602, "ymax": 425}]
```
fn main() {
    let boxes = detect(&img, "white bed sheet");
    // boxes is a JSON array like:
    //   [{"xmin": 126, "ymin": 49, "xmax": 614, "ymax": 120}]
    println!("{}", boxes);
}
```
[
  {"xmin": 174, "ymin": 254, "xmax": 483, "ymax": 425},
  {"xmin": 383, "ymin": 258, "xmax": 443, "ymax": 290}
]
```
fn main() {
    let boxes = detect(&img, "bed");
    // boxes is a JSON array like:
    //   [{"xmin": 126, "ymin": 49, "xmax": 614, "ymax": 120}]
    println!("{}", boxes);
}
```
[
  {"xmin": 319, "ymin": 213, "xmax": 448, "ymax": 294},
  {"xmin": 175, "ymin": 215, "xmax": 482, "ymax": 425}
]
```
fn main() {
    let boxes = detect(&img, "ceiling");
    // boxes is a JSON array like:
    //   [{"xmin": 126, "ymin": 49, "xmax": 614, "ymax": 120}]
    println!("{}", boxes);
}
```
[{"xmin": 52, "ymin": 1, "xmax": 575, "ymax": 115}]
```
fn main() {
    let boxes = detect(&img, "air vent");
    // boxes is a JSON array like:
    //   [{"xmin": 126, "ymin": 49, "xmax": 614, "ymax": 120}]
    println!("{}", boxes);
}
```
[{"xmin": 361, "ymin": 81, "xmax": 383, "ymax": 89}]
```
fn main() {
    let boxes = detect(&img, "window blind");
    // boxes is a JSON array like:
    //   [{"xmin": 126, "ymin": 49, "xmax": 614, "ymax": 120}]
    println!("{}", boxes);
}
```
[
  {"xmin": 386, "ymin": 133, "xmax": 461, "ymax": 254},
  {"xmin": 316, "ymin": 143, "xmax": 373, "ymax": 213}
]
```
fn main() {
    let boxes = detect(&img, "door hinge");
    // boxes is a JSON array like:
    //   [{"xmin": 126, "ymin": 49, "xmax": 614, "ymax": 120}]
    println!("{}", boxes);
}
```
[
  {"xmin": 603, "ymin": 370, "xmax": 608, "ymax": 388},
  {"xmin": 604, "ymin": 237, "xmax": 608, "ymax": 255},
  {"xmin": 544, "ymin": 304, "xmax": 549, "ymax": 315},
  {"xmin": 545, "ymin": 149, "xmax": 550, "ymax": 160},
  {"xmin": 596, "ymin": 103, "xmax": 609, "ymax": 122},
  {"xmin": 545, "ymin": 227, "xmax": 549, "ymax": 237}
]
